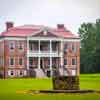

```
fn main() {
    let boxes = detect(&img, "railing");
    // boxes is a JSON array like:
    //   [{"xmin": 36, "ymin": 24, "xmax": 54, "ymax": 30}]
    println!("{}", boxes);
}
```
[{"xmin": 27, "ymin": 50, "xmax": 61, "ymax": 57}]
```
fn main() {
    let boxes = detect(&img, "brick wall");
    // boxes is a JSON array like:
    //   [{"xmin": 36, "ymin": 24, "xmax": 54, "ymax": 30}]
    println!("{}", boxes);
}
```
[
  {"xmin": 3, "ymin": 40, "xmax": 27, "ymax": 78},
  {"xmin": 64, "ymin": 41, "xmax": 80, "ymax": 76}
]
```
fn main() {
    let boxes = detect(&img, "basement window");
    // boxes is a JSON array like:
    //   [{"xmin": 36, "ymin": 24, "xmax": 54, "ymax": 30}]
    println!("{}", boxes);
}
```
[
  {"xmin": 10, "ymin": 71, "xmax": 14, "ymax": 76},
  {"xmin": 20, "ymin": 70, "xmax": 23, "ymax": 76}
]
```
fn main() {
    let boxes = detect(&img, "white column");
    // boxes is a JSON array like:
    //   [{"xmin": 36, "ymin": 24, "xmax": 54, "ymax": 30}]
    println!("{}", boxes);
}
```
[
  {"xmin": 60, "ymin": 40, "xmax": 63, "ymax": 67},
  {"xmin": 50, "ymin": 40, "xmax": 52, "ymax": 76},
  {"xmin": 38, "ymin": 40, "xmax": 40, "ymax": 69},
  {"xmin": 50, "ymin": 40, "xmax": 52, "ymax": 53},
  {"xmin": 50, "ymin": 57, "xmax": 52, "ymax": 70},
  {"xmin": 50, "ymin": 40, "xmax": 52, "ymax": 69},
  {"xmin": 39, "ymin": 40, "xmax": 40, "ymax": 53},
  {"xmin": 27, "ymin": 38, "xmax": 29, "ymax": 70},
  {"xmin": 50, "ymin": 57, "xmax": 52, "ymax": 76},
  {"xmin": 38, "ymin": 57, "xmax": 40, "ymax": 69}
]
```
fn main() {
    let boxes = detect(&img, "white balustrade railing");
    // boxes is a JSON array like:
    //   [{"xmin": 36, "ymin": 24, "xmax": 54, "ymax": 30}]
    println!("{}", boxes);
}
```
[{"xmin": 27, "ymin": 50, "xmax": 60, "ymax": 57}]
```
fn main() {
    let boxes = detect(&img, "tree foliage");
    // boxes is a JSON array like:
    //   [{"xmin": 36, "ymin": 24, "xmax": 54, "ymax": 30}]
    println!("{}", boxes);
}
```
[{"xmin": 78, "ymin": 19, "xmax": 100, "ymax": 73}]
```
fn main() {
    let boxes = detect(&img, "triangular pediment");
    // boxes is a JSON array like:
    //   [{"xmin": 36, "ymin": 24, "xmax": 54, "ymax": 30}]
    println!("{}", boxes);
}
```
[
  {"xmin": 33, "ymin": 31, "xmax": 59, "ymax": 37},
  {"xmin": 29, "ymin": 28, "xmax": 59, "ymax": 37}
]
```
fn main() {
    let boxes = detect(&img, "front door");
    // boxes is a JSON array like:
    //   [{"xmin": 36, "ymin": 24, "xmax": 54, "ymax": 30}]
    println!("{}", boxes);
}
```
[{"xmin": 47, "ymin": 70, "xmax": 51, "ymax": 77}]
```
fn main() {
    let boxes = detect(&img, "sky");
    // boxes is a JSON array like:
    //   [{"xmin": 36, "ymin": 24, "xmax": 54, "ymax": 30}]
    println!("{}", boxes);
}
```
[{"xmin": 0, "ymin": 0, "xmax": 100, "ymax": 34}]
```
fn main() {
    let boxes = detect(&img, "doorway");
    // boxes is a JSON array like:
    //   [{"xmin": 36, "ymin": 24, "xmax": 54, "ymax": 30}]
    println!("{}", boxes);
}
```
[
  {"xmin": 40, "ymin": 58, "xmax": 43, "ymax": 69},
  {"xmin": 47, "ymin": 70, "xmax": 51, "ymax": 77}
]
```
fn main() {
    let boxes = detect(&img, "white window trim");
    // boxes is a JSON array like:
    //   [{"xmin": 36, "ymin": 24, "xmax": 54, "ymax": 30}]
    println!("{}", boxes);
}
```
[{"xmin": 9, "ymin": 57, "xmax": 15, "ymax": 66}]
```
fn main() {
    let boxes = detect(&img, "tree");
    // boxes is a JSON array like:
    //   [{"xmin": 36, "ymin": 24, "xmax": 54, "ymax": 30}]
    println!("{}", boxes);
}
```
[
  {"xmin": 78, "ymin": 20, "xmax": 97, "ymax": 73},
  {"xmin": 96, "ymin": 19, "xmax": 100, "ymax": 72}
]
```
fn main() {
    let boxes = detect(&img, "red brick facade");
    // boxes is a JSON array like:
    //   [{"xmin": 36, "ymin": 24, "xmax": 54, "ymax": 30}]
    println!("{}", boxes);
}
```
[{"xmin": 0, "ymin": 23, "xmax": 80, "ymax": 78}]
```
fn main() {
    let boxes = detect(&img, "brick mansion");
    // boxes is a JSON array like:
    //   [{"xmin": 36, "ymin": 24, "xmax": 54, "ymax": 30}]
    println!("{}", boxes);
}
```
[{"xmin": 0, "ymin": 22, "xmax": 80, "ymax": 78}]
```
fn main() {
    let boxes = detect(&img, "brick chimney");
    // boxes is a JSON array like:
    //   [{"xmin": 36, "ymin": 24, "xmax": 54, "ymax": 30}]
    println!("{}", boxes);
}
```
[
  {"xmin": 57, "ymin": 24, "xmax": 65, "ymax": 29},
  {"xmin": 6, "ymin": 22, "xmax": 14, "ymax": 31}
]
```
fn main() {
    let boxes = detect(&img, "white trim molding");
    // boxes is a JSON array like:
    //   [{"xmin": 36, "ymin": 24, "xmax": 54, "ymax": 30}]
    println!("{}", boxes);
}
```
[{"xmin": 0, "ymin": 36, "xmax": 80, "ymax": 42}]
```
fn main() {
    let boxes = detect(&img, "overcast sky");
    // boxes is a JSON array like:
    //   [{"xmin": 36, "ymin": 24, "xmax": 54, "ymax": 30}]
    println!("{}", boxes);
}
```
[{"xmin": 0, "ymin": 0, "xmax": 100, "ymax": 33}]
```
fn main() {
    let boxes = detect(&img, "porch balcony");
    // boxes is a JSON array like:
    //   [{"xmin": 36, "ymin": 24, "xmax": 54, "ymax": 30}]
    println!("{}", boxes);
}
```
[{"xmin": 27, "ymin": 40, "xmax": 61, "ymax": 57}]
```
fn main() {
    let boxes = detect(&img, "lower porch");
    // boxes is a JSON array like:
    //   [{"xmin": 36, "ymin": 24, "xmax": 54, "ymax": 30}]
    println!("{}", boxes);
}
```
[
  {"xmin": 27, "ymin": 57, "xmax": 77, "ymax": 78},
  {"xmin": 29, "ymin": 57, "xmax": 60, "ymax": 69},
  {"xmin": 28, "ymin": 57, "xmax": 60, "ymax": 77}
]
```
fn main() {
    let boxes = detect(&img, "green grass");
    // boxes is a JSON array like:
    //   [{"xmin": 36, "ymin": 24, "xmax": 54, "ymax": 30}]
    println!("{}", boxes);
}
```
[{"xmin": 0, "ymin": 74, "xmax": 100, "ymax": 100}]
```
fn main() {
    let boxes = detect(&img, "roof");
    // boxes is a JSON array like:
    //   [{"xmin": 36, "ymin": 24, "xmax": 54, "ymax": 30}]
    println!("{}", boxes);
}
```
[{"xmin": 0, "ymin": 25, "xmax": 79, "ymax": 38}]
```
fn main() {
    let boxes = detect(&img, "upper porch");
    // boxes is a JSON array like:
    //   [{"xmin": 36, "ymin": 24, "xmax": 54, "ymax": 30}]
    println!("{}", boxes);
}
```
[{"xmin": 27, "ymin": 39, "xmax": 63, "ymax": 57}]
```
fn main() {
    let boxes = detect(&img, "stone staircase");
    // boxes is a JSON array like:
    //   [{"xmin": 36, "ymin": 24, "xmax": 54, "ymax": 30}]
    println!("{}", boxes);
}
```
[
  {"xmin": 34, "ymin": 69, "xmax": 46, "ymax": 78},
  {"xmin": 59, "ymin": 68, "xmax": 68, "ymax": 76}
]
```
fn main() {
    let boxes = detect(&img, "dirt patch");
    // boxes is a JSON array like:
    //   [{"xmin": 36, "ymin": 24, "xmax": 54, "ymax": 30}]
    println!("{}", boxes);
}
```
[{"xmin": 16, "ymin": 90, "xmax": 30, "ymax": 94}]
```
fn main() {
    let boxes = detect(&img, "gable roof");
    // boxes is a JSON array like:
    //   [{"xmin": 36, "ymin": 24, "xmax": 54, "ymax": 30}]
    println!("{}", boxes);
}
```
[{"xmin": 0, "ymin": 25, "xmax": 79, "ymax": 39}]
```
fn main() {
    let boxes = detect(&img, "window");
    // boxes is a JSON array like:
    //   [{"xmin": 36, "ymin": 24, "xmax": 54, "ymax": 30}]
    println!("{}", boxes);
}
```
[
  {"xmin": 19, "ymin": 58, "xmax": 23, "ymax": 65},
  {"xmin": 18, "ymin": 42, "xmax": 24, "ymax": 50},
  {"xmin": 64, "ymin": 59, "xmax": 67, "ymax": 65},
  {"xmin": 29, "ymin": 58, "xmax": 33, "ymax": 66},
  {"xmin": 64, "ymin": 44, "xmax": 68, "ymax": 51},
  {"xmin": 9, "ymin": 58, "xmax": 14, "ymax": 65},
  {"xmin": 72, "ymin": 58, "xmax": 76, "ymax": 65},
  {"xmin": 9, "ymin": 42, "xmax": 15, "ymax": 50},
  {"xmin": 11, "ymin": 71, "xmax": 14, "ymax": 75},
  {"xmin": 72, "ymin": 44, "xmax": 76, "ymax": 53}
]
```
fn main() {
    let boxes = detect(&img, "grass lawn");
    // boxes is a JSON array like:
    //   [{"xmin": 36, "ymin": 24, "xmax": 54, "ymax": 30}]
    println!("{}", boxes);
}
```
[{"xmin": 0, "ymin": 74, "xmax": 100, "ymax": 100}]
